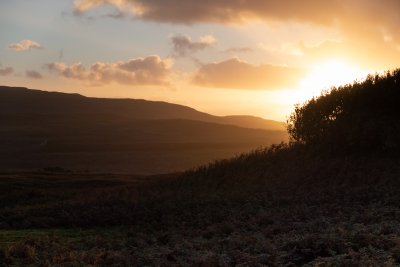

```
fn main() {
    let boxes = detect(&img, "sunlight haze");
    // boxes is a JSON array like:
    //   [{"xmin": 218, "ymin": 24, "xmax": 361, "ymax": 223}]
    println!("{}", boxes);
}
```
[{"xmin": 1, "ymin": 0, "xmax": 399, "ymax": 120}]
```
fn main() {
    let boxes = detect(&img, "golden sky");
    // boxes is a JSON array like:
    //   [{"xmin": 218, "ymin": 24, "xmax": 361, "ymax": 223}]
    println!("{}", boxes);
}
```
[{"xmin": 1, "ymin": 0, "xmax": 400, "ymax": 120}]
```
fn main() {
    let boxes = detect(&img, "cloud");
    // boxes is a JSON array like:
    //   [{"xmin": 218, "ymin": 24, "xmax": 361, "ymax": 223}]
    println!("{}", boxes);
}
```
[
  {"xmin": 299, "ymin": 35, "xmax": 400, "ymax": 69},
  {"xmin": 73, "ymin": 0, "xmax": 400, "ymax": 33},
  {"xmin": 223, "ymin": 47, "xmax": 253, "ymax": 54},
  {"xmin": 73, "ymin": 1, "xmax": 400, "ymax": 60},
  {"xmin": 193, "ymin": 58, "xmax": 305, "ymax": 90},
  {"xmin": 73, "ymin": 0, "xmax": 342, "ymax": 25},
  {"xmin": 0, "ymin": 66, "xmax": 13, "ymax": 76},
  {"xmin": 26, "ymin": 70, "xmax": 43, "ymax": 79},
  {"xmin": 8, "ymin": 40, "xmax": 42, "ymax": 52},
  {"xmin": 343, "ymin": 1, "xmax": 400, "ymax": 42},
  {"xmin": 171, "ymin": 34, "xmax": 216, "ymax": 56},
  {"xmin": 46, "ymin": 55, "xmax": 173, "ymax": 86}
]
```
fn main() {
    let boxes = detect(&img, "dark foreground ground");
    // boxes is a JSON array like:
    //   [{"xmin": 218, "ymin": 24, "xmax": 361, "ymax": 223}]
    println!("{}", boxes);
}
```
[{"xmin": 1, "ymin": 146, "xmax": 400, "ymax": 266}]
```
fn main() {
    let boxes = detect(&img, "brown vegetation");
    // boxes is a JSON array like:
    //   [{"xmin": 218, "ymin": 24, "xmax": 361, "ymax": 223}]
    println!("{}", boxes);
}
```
[
  {"xmin": 2, "ymin": 71, "xmax": 400, "ymax": 265},
  {"xmin": 1, "ymin": 144, "xmax": 400, "ymax": 265}
]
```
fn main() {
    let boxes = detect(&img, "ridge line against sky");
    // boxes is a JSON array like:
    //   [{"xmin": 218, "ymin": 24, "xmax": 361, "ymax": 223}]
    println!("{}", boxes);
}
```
[{"xmin": 1, "ymin": 0, "xmax": 399, "ymax": 120}]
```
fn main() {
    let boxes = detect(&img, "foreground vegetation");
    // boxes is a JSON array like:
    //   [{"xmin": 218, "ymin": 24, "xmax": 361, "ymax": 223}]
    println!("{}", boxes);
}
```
[
  {"xmin": 1, "ymin": 145, "xmax": 400, "ymax": 266},
  {"xmin": 2, "ymin": 70, "xmax": 400, "ymax": 266}
]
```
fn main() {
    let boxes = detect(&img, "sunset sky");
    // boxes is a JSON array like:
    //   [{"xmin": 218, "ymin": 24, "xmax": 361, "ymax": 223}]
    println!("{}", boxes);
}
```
[{"xmin": 1, "ymin": 0, "xmax": 400, "ymax": 120}]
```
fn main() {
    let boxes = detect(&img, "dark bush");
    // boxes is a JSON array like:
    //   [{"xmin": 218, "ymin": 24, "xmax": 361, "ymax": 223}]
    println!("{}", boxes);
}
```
[{"xmin": 287, "ymin": 69, "xmax": 400, "ymax": 151}]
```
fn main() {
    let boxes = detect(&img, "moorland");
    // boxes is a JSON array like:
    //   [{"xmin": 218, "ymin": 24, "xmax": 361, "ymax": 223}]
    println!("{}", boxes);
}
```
[{"xmin": 2, "ymin": 71, "xmax": 400, "ymax": 266}]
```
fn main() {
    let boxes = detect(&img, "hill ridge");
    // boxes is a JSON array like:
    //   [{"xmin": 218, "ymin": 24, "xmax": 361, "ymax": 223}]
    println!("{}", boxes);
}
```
[
  {"xmin": 0, "ymin": 85, "xmax": 287, "ymax": 173},
  {"xmin": 0, "ymin": 85, "xmax": 284, "ymax": 131}
]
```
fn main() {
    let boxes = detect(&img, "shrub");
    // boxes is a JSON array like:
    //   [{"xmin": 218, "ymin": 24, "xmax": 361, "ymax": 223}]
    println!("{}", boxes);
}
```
[{"xmin": 287, "ymin": 69, "xmax": 400, "ymax": 151}]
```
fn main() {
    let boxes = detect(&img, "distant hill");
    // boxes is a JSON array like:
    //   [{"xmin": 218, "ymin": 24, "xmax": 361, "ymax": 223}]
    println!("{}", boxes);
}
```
[
  {"xmin": 0, "ymin": 86, "xmax": 287, "ymax": 173},
  {"xmin": 3, "ymin": 72, "xmax": 400, "ymax": 267},
  {"xmin": 0, "ymin": 86, "xmax": 284, "ymax": 130},
  {"xmin": 218, "ymin": 115, "xmax": 285, "ymax": 131}
]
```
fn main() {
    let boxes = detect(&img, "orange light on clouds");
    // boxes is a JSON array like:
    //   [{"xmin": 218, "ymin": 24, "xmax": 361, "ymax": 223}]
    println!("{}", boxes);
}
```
[{"xmin": 2, "ymin": 1, "xmax": 400, "ymax": 121}]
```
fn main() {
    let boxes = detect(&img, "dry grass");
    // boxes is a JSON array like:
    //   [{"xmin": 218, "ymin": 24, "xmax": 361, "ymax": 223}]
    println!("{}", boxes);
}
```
[{"xmin": 1, "ymin": 144, "xmax": 400, "ymax": 266}]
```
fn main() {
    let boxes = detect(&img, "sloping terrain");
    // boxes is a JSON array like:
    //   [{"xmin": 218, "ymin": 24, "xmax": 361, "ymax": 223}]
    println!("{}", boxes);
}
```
[
  {"xmin": 1, "ymin": 146, "xmax": 400, "ymax": 266},
  {"xmin": 0, "ymin": 86, "xmax": 287, "ymax": 173},
  {"xmin": 2, "ymin": 72, "xmax": 400, "ymax": 266},
  {"xmin": 0, "ymin": 86, "xmax": 284, "ymax": 130}
]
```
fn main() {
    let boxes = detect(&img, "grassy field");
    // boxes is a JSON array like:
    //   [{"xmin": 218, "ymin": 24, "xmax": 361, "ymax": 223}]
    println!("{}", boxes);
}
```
[{"xmin": 1, "ymin": 145, "xmax": 400, "ymax": 266}]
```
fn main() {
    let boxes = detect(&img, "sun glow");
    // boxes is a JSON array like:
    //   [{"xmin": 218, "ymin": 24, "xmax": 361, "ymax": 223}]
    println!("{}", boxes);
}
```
[{"xmin": 296, "ymin": 60, "xmax": 368, "ymax": 103}]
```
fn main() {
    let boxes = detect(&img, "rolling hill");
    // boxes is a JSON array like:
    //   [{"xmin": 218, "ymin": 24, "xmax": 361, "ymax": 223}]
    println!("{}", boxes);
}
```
[
  {"xmin": 0, "ymin": 86, "xmax": 284, "ymax": 130},
  {"xmin": 2, "ymin": 71, "xmax": 400, "ymax": 266},
  {"xmin": 0, "ymin": 86, "xmax": 287, "ymax": 173}
]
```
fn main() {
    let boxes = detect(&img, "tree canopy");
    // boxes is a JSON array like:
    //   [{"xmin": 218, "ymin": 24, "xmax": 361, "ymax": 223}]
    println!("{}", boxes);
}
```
[{"xmin": 287, "ymin": 69, "xmax": 400, "ymax": 151}]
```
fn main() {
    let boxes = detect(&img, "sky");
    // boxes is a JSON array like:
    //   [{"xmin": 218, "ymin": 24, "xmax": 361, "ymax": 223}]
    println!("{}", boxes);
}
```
[{"xmin": 1, "ymin": 0, "xmax": 400, "ymax": 121}]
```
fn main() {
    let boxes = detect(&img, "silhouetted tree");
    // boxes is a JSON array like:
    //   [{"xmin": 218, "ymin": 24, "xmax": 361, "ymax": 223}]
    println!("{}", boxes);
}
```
[{"xmin": 287, "ymin": 69, "xmax": 400, "ymax": 151}]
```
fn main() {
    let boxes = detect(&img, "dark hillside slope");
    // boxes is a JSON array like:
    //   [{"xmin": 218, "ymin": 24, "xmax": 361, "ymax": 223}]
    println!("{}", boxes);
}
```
[
  {"xmin": 0, "ymin": 86, "xmax": 209, "ymax": 120},
  {"xmin": 180, "ymin": 70, "xmax": 400, "ymax": 194},
  {"xmin": 179, "ymin": 143, "xmax": 400, "ymax": 195},
  {"xmin": 0, "ymin": 86, "xmax": 284, "ymax": 130},
  {"xmin": 3, "ymin": 72, "xmax": 400, "ymax": 265},
  {"xmin": 220, "ymin": 115, "xmax": 285, "ymax": 131},
  {"xmin": 0, "ymin": 86, "xmax": 287, "ymax": 173},
  {"xmin": 2, "ymin": 147, "xmax": 400, "ymax": 265}
]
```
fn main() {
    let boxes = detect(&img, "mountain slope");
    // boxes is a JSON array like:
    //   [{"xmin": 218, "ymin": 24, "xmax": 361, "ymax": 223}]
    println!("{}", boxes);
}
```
[
  {"xmin": 0, "ymin": 86, "xmax": 287, "ymax": 173},
  {"xmin": 0, "ymin": 86, "xmax": 284, "ymax": 131},
  {"xmin": 3, "ymin": 72, "xmax": 400, "ymax": 266}
]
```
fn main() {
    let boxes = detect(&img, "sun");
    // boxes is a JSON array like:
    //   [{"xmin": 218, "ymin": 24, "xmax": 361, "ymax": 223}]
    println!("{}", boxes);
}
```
[{"xmin": 296, "ymin": 59, "xmax": 367, "ymax": 102}]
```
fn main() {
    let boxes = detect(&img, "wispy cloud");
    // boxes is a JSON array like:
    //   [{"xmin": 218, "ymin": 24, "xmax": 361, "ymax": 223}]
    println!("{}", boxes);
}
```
[
  {"xmin": 0, "ymin": 66, "xmax": 13, "ymax": 76},
  {"xmin": 8, "ymin": 40, "xmax": 42, "ymax": 52},
  {"xmin": 46, "ymin": 55, "xmax": 173, "ymax": 86},
  {"xmin": 26, "ymin": 70, "xmax": 43, "ymax": 79},
  {"xmin": 171, "ymin": 34, "xmax": 216, "ymax": 57},
  {"xmin": 223, "ymin": 47, "xmax": 253, "ymax": 54},
  {"xmin": 193, "ymin": 58, "xmax": 305, "ymax": 90},
  {"xmin": 258, "ymin": 42, "xmax": 304, "ymax": 57}
]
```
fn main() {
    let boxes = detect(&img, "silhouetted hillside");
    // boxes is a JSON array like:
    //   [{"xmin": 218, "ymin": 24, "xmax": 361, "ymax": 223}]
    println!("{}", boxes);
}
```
[
  {"xmin": 0, "ymin": 86, "xmax": 284, "ymax": 130},
  {"xmin": 0, "ymin": 86, "xmax": 287, "ymax": 173},
  {"xmin": 2, "ymin": 72, "xmax": 400, "ymax": 266},
  {"xmin": 219, "ymin": 115, "xmax": 285, "ymax": 131},
  {"xmin": 180, "ymin": 70, "xmax": 400, "ymax": 194}
]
